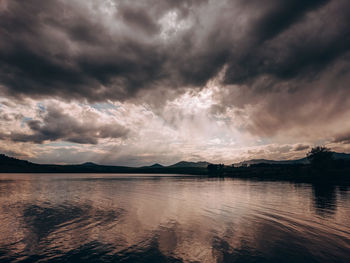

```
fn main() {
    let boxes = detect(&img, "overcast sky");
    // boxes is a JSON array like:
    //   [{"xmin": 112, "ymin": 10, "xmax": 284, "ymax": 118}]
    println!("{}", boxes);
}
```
[{"xmin": 1, "ymin": 0, "xmax": 350, "ymax": 166}]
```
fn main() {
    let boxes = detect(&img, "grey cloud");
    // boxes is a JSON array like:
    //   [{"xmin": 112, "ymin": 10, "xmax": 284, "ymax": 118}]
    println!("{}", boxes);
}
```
[
  {"xmin": 0, "ymin": 0, "xmax": 166, "ymax": 101},
  {"xmin": 293, "ymin": 144, "xmax": 310, "ymax": 152},
  {"xmin": 249, "ymin": 0, "xmax": 329, "ymax": 41},
  {"xmin": 6, "ymin": 106, "xmax": 128, "ymax": 144},
  {"xmin": 119, "ymin": 6, "xmax": 160, "ymax": 35},
  {"xmin": 0, "ymin": 113, "xmax": 12, "ymax": 121},
  {"xmin": 0, "ymin": 107, "xmax": 23, "ymax": 121},
  {"xmin": 0, "ymin": 0, "xmax": 349, "ymax": 104},
  {"xmin": 1, "ymin": 0, "xmax": 350, "ymax": 152},
  {"xmin": 224, "ymin": 0, "xmax": 350, "ymax": 84},
  {"xmin": 214, "ymin": 51, "xmax": 350, "ymax": 138},
  {"xmin": 333, "ymin": 133, "xmax": 350, "ymax": 144}
]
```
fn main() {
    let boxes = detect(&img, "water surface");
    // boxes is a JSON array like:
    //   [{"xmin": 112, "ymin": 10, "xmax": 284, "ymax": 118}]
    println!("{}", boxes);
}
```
[{"xmin": 0, "ymin": 173, "xmax": 349, "ymax": 262}]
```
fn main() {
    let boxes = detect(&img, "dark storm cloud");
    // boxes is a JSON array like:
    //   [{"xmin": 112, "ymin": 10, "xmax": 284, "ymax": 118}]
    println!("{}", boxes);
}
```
[
  {"xmin": 293, "ymin": 144, "xmax": 310, "ymax": 152},
  {"xmin": 223, "ymin": 0, "xmax": 350, "ymax": 84},
  {"xmin": 5, "ymin": 106, "xmax": 128, "ymax": 144},
  {"xmin": 0, "ymin": 0, "xmax": 167, "ymax": 101},
  {"xmin": 249, "ymin": 0, "xmax": 329, "ymax": 41},
  {"xmin": 0, "ymin": 0, "xmax": 349, "ymax": 107},
  {"xmin": 119, "ymin": 6, "xmax": 160, "ymax": 35},
  {"xmin": 333, "ymin": 133, "xmax": 350, "ymax": 145},
  {"xmin": 0, "ymin": 0, "xmax": 209, "ymax": 102}
]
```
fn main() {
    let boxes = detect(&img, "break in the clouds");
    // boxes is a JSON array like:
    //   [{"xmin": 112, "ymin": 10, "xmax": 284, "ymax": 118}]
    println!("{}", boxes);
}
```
[{"xmin": 0, "ymin": 0, "xmax": 350, "ymax": 165}]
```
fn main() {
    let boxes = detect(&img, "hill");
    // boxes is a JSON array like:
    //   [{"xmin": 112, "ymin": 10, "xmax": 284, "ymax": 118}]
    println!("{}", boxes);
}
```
[
  {"xmin": 0, "ymin": 154, "xmax": 34, "ymax": 165},
  {"xmin": 168, "ymin": 161, "xmax": 211, "ymax": 168},
  {"xmin": 333, "ymin": 152, "xmax": 350, "ymax": 160},
  {"xmin": 149, "ymin": 163, "xmax": 164, "ymax": 168},
  {"xmin": 141, "ymin": 163, "xmax": 164, "ymax": 168},
  {"xmin": 234, "ymin": 157, "xmax": 308, "ymax": 167},
  {"xmin": 0, "ymin": 154, "xmax": 207, "ymax": 174},
  {"xmin": 233, "ymin": 152, "xmax": 350, "ymax": 167},
  {"xmin": 1, "ymin": 152, "xmax": 350, "ymax": 174}
]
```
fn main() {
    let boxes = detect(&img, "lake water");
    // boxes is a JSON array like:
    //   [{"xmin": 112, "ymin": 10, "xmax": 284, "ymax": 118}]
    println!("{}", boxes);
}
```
[{"xmin": 0, "ymin": 173, "xmax": 349, "ymax": 262}]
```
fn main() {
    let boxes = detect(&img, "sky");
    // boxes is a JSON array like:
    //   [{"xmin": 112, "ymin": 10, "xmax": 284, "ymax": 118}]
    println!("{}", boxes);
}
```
[{"xmin": 0, "ymin": 0, "xmax": 350, "ymax": 166}]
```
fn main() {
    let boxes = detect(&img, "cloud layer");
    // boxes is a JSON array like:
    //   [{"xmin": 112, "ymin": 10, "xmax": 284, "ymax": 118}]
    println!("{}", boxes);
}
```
[
  {"xmin": 1, "ymin": 0, "xmax": 348, "ymax": 100},
  {"xmin": 0, "ymin": 0, "xmax": 350, "ymax": 164}
]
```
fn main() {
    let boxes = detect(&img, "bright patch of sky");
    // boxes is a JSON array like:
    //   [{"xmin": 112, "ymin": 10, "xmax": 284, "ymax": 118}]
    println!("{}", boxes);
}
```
[{"xmin": 159, "ymin": 11, "xmax": 192, "ymax": 39}]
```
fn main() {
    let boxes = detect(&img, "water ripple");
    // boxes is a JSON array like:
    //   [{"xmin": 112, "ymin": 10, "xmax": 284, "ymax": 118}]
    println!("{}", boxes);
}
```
[{"xmin": 0, "ymin": 174, "xmax": 349, "ymax": 262}]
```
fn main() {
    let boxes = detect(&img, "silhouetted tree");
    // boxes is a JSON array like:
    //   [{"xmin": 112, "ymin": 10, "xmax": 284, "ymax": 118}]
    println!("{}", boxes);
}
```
[{"xmin": 307, "ymin": 146, "xmax": 334, "ymax": 169}]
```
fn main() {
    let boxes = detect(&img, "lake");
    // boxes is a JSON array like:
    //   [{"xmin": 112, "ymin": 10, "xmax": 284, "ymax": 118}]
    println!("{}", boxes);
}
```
[{"xmin": 0, "ymin": 173, "xmax": 349, "ymax": 262}]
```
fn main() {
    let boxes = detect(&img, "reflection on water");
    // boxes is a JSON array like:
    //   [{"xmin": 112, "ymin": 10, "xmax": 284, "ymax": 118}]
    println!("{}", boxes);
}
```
[
  {"xmin": 0, "ymin": 174, "xmax": 349, "ymax": 262},
  {"xmin": 312, "ymin": 183, "xmax": 337, "ymax": 217}
]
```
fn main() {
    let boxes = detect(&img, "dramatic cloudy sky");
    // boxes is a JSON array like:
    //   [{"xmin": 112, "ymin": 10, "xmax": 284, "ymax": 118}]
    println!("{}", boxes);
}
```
[{"xmin": 1, "ymin": 0, "xmax": 350, "ymax": 166}]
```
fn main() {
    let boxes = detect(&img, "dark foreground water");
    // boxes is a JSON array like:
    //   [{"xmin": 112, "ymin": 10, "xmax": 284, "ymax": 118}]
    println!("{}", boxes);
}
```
[{"xmin": 0, "ymin": 174, "xmax": 350, "ymax": 263}]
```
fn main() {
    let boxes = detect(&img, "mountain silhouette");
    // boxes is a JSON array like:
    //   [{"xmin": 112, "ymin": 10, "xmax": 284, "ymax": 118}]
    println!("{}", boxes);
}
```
[
  {"xmin": 1, "ymin": 152, "xmax": 350, "ymax": 174},
  {"xmin": 148, "ymin": 163, "xmax": 164, "ymax": 168},
  {"xmin": 169, "ymin": 161, "xmax": 211, "ymax": 168},
  {"xmin": 234, "ymin": 158, "xmax": 308, "ymax": 167},
  {"xmin": 234, "ymin": 152, "xmax": 350, "ymax": 167},
  {"xmin": 81, "ymin": 162, "xmax": 99, "ymax": 166},
  {"xmin": 0, "ymin": 154, "xmax": 209, "ymax": 174}
]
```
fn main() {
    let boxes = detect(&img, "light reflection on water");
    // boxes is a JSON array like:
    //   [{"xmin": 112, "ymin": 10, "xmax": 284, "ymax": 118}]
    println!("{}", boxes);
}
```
[{"xmin": 0, "ymin": 173, "xmax": 349, "ymax": 262}]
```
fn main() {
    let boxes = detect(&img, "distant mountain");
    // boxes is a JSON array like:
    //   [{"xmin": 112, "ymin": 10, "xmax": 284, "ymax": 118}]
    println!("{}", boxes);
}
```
[
  {"xmin": 234, "ymin": 157, "xmax": 308, "ymax": 167},
  {"xmin": 2, "ymin": 151, "xmax": 350, "ymax": 173},
  {"xmin": 141, "ymin": 163, "xmax": 164, "ymax": 168},
  {"xmin": 0, "ymin": 154, "xmax": 208, "ymax": 174},
  {"xmin": 149, "ymin": 163, "xmax": 163, "ymax": 168},
  {"xmin": 0, "ymin": 154, "xmax": 130, "ymax": 173},
  {"xmin": 333, "ymin": 152, "xmax": 350, "ymax": 160},
  {"xmin": 234, "ymin": 152, "xmax": 350, "ymax": 167},
  {"xmin": 81, "ymin": 162, "xmax": 99, "ymax": 166},
  {"xmin": 0, "ymin": 154, "xmax": 35, "ymax": 166},
  {"xmin": 169, "ymin": 161, "xmax": 211, "ymax": 168}
]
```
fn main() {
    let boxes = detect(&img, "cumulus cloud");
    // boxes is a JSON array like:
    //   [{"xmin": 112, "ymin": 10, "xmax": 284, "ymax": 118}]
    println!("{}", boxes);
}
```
[{"xmin": 1, "ymin": 103, "xmax": 128, "ymax": 145}]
